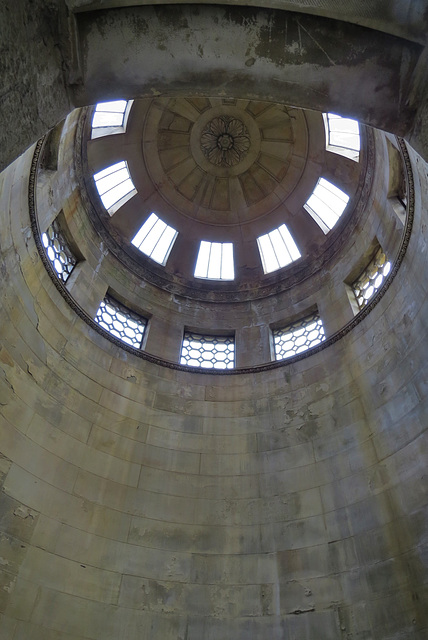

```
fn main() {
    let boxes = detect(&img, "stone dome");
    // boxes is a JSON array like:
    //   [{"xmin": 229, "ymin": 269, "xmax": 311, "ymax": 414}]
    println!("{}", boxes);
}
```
[{"xmin": 81, "ymin": 97, "xmax": 371, "ymax": 302}]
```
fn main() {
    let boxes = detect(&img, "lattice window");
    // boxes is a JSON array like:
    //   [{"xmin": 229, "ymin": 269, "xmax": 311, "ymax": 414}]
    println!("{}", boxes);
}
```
[
  {"xmin": 42, "ymin": 218, "xmax": 77, "ymax": 283},
  {"xmin": 273, "ymin": 312, "xmax": 325, "ymax": 361},
  {"xmin": 352, "ymin": 247, "xmax": 391, "ymax": 310},
  {"xmin": 180, "ymin": 332, "xmax": 235, "ymax": 369},
  {"xmin": 94, "ymin": 295, "xmax": 147, "ymax": 348}
]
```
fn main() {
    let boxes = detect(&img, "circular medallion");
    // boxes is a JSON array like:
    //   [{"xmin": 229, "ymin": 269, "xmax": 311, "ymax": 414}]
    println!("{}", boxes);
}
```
[{"xmin": 200, "ymin": 116, "xmax": 250, "ymax": 167}]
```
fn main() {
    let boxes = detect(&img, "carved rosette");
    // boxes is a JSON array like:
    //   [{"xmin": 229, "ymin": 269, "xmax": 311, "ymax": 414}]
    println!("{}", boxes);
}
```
[{"xmin": 200, "ymin": 116, "xmax": 250, "ymax": 167}]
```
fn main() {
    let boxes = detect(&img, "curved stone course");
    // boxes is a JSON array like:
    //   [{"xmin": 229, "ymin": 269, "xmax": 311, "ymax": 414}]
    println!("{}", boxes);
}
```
[
  {"xmin": 1, "ymin": 3, "xmax": 428, "ymax": 639},
  {"xmin": 0, "ymin": 134, "xmax": 427, "ymax": 638}
]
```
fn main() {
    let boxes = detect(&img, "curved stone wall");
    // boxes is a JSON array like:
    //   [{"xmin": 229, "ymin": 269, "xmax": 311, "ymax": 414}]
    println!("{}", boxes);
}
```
[
  {"xmin": 34, "ymin": 110, "xmax": 407, "ymax": 368},
  {"xmin": 0, "ymin": 135, "xmax": 427, "ymax": 638}
]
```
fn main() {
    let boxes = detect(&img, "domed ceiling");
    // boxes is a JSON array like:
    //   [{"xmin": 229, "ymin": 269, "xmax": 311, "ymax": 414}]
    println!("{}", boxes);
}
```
[
  {"xmin": 82, "ymin": 97, "xmax": 371, "ymax": 301},
  {"xmin": 144, "ymin": 98, "xmax": 304, "ymax": 226}
]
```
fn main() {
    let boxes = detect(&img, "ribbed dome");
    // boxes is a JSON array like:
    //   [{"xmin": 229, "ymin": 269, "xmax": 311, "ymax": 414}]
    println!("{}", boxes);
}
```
[{"xmin": 82, "ymin": 97, "xmax": 371, "ymax": 301}]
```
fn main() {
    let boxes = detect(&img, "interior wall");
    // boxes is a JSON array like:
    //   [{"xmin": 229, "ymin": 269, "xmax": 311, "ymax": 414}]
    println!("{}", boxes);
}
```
[
  {"xmin": 0, "ymin": 136, "xmax": 427, "ymax": 638},
  {"xmin": 2, "ymin": 3, "xmax": 428, "ymax": 639}
]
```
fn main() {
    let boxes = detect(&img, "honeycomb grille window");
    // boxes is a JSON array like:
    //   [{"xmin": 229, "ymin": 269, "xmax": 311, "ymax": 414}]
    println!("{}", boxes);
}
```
[
  {"xmin": 180, "ymin": 332, "xmax": 235, "ymax": 369},
  {"xmin": 352, "ymin": 247, "xmax": 391, "ymax": 310},
  {"xmin": 42, "ymin": 218, "xmax": 77, "ymax": 283},
  {"xmin": 94, "ymin": 295, "xmax": 147, "ymax": 348},
  {"xmin": 273, "ymin": 312, "xmax": 325, "ymax": 361}
]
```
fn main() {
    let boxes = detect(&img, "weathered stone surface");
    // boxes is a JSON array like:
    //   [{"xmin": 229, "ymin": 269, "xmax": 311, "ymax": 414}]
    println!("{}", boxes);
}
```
[{"xmin": 1, "ymin": 4, "xmax": 428, "ymax": 639}]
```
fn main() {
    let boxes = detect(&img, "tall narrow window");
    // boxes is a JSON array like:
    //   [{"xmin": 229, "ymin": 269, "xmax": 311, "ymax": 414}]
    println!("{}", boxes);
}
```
[
  {"xmin": 91, "ymin": 100, "xmax": 133, "ymax": 139},
  {"xmin": 93, "ymin": 161, "xmax": 136, "ymax": 215},
  {"xmin": 273, "ymin": 312, "xmax": 325, "ymax": 361},
  {"xmin": 352, "ymin": 246, "xmax": 391, "ymax": 310},
  {"xmin": 42, "ymin": 217, "xmax": 77, "ymax": 283},
  {"xmin": 94, "ymin": 295, "xmax": 147, "ymax": 348},
  {"xmin": 194, "ymin": 242, "xmax": 234, "ymax": 280},
  {"xmin": 257, "ymin": 224, "xmax": 301, "ymax": 274},
  {"xmin": 304, "ymin": 178, "xmax": 349, "ymax": 233},
  {"xmin": 131, "ymin": 213, "xmax": 178, "ymax": 266},
  {"xmin": 323, "ymin": 113, "xmax": 360, "ymax": 161},
  {"xmin": 180, "ymin": 332, "xmax": 235, "ymax": 369}
]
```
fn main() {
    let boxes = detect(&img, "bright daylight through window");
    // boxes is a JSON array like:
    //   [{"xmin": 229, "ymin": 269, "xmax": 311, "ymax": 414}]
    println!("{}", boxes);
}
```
[
  {"xmin": 92, "ymin": 100, "xmax": 127, "ymax": 128},
  {"xmin": 93, "ymin": 161, "xmax": 136, "ymax": 215},
  {"xmin": 257, "ymin": 224, "xmax": 301, "ymax": 274},
  {"xmin": 323, "ymin": 113, "xmax": 360, "ymax": 161},
  {"xmin": 194, "ymin": 241, "xmax": 234, "ymax": 280},
  {"xmin": 273, "ymin": 312, "xmax": 325, "ymax": 361},
  {"xmin": 94, "ymin": 295, "xmax": 147, "ymax": 348},
  {"xmin": 304, "ymin": 178, "xmax": 349, "ymax": 233},
  {"xmin": 180, "ymin": 332, "xmax": 235, "ymax": 369},
  {"xmin": 91, "ymin": 100, "xmax": 133, "ymax": 139},
  {"xmin": 131, "ymin": 213, "xmax": 178, "ymax": 266},
  {"xmin": 42, "ymin": 218, "xmax": 77, "ymax": 283},
  {"xmin": 352, "ymin": 246, "xmax": 391, "ymax": 310}
]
